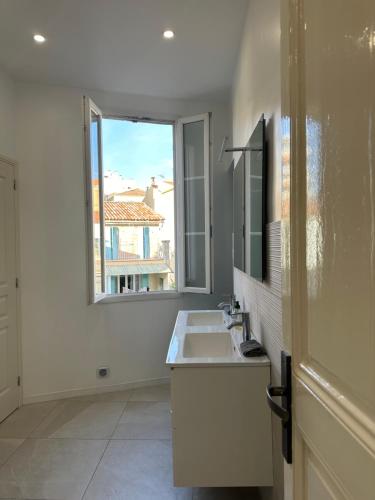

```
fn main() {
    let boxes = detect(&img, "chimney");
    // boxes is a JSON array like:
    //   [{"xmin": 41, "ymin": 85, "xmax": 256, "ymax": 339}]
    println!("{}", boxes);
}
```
[{"xmin": 144, "ymin": 177, "xmax": 159, "ymax": 210}]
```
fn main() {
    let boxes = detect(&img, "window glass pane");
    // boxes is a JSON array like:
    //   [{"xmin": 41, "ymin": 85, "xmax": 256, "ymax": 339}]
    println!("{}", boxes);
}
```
[
  {"xmin": 184, "ymin": 178, "xmax": 205, "ymax": 234},
  {"xmin": 183, "ymin": 121, "xmax": 204, "ymax": 178},
  {"xmin": 185, "ymin": 234, "xmax": 206, "ymax": 288},
  {"xmin": 90, "ymin": 111, "xmax": 103, "ymax": 294},
  {"xmin": 182, "ymin": 119, "xmax": 207, "ymax": 289},
  {"xmin": 102, "ymin": 119, "xmax": 175, "ymax": 294}
]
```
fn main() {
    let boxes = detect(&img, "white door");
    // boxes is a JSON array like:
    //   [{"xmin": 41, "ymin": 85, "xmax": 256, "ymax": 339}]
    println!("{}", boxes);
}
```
[
  {"xmin": 282, "ymin": 1, "xmax": 375, "ymax": 499},
  {"xmin": 0, "ymin": 157, "xmax": 20, "ymax": 422}
]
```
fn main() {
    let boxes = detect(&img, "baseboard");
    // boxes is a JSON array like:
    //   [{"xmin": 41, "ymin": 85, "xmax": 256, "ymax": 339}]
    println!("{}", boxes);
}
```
[{"xmin": 22, "ymin": 376, "xmax": 170, "ymax": 405}]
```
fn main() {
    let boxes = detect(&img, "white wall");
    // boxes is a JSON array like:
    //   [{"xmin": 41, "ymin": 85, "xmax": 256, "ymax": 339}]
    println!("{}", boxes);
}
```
[
  {"xmin": 0, "ymin": 67, "xmax": 15, "ymax": 159},
  {"xmin": 15, "ymin": 82, "xmax": 233, "ymax": 402},
  {"xmin": 231, "ymin": 1, "xmax": 284, "ymax": 500},
  {"xmin": 232, "ymin": 0, "xmax": 281, "ymax": 223}
]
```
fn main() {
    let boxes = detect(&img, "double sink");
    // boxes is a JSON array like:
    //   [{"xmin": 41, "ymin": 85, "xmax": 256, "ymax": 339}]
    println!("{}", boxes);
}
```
[
  {"xmin": 166, "ymin": 310, "xmax": 268, "ymax": 366},
  {"xmin": 184, "ymin": 311, "xmax": 233, "ymax": 358}
]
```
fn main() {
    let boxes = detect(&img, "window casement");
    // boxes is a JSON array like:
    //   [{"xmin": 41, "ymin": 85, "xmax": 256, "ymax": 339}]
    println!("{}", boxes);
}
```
[
  {"xmin": 175, "ymin": 113, "xmax": 211, "ymax": 294},
  {"xmin": 84, "ymin": 96, "xmax": 211, "ymax": 303},
  {"xmin": 84, "ymin": 97, "xmax": 106, "ymax": 303}
]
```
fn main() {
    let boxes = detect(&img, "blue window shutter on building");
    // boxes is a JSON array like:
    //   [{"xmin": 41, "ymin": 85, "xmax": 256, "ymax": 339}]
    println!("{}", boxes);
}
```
[
  {"xmin": 110, "ymin": 276, "xmax": 117, "ymax": 293},
  {"xmin": 143, "ymin": 227, "xmax": 150, "ymax": 258},
  {"xmin": 110, "ymin": 227, "xmax": 119, "ymax": 259},
  {"xmin": 141, "ymin": 274, "xmax": 149, "ymax": 289}
]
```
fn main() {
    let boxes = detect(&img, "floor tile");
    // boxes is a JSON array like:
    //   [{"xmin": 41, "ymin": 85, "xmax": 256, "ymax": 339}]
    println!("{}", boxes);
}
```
[
  {"xmin": 83, "ymin": 439, "xmax": 192, "ymax": 500},
  {"xmin": 31, "ymin": 401, "xmax": 125, "ymax": 439},
  {"xmin": 0, "ymin": 440, "xmax": 24, "ymax": 467},
  {"xmin": 193, "ymin": 487, "xmax": 261, "ymax": 499},
  {"xmin": 112, "ymin": 402, "xmax": 171, "ymax": 440},
  {"xmin": 130, "ymin": 384, "xmax": 170, "ymax": 402},
  {"xmin": 0, "ymin": 402, "xmax": 59, "ymax": 439},
  {"xmin": 0, "ymin": 438, "xmax": 108, "ymax": 500},
  {"xmin": 70, "ymin": 389, "xmax": 133, "ymax": 403}
]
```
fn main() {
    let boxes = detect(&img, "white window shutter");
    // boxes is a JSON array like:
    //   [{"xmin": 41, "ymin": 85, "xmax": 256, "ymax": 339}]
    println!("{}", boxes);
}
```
[
  {"xmin": 83, "ymin": 97, "xmax": 106, "ymax": 303},
  {"xmin": 176, "ymin": 113, "xmax": 211, "ymax": 294}
]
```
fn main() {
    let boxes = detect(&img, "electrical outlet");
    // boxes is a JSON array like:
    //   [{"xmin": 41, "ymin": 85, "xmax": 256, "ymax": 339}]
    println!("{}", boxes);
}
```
[{"xmin": 97, "ymin": 367, "xmax": 110, "ymax": 378}]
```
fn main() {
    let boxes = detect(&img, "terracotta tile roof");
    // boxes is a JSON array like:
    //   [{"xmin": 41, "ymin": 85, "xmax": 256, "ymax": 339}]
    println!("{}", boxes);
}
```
[
  {"xmin": 120, "ymin": 188, "xmax": 146, "ymax": 197},
  {"xmin": 104, "ymin": 201, "xmax": 164, "ymax": 223}
]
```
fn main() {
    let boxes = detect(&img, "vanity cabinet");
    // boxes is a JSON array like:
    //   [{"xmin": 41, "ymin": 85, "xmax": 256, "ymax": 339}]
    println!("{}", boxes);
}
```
[{"xmin": 170, "ymin": 365, "xmax": 273, "ymax": 487}]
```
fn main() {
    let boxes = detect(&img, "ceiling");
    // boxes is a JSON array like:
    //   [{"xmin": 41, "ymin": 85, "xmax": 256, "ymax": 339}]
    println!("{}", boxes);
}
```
[{"xmin": 0, "ymin": 0, "xmax": 249, "ymax": 101}]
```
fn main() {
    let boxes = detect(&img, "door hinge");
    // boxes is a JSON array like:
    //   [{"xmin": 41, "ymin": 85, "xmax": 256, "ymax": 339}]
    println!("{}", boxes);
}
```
[
  {"xmin": 13, "ymin": 179, "xmax": 16, "ymax": 190},
  {"xmin": 15, "ymin": 278, "xmax": 19, "ymax": 288},
  {"xmin": 17, "ymin": 376, "xmax": 21, "ymax": 386},
  {"xmin": 210, "ymin": 225, "xmax": 213, "ymax": 238}
]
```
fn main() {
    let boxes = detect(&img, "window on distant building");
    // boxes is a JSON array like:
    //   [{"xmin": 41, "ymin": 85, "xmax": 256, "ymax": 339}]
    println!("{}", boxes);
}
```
[{"xmin": 84, "ymin": 97, "xmax": 211, "ymax": 302}]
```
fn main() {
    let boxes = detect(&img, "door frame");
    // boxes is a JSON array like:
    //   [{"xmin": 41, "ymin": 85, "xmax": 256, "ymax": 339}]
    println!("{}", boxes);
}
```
[
  {"xmin": 0, "ymin": 153, "xmax": 22, "ymax": 411},
  {"xmin": 280, "ymin": 0, "xmax": 305, "ymax": 493}
]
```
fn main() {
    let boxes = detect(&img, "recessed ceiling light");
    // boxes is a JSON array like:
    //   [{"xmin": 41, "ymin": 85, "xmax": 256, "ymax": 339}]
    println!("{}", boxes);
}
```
[
  {"xmin": 33, "ymin": 34, "xmax": 46, "ymax": 44},
  {"xmin": 163, "ymin": 30, "xmax": 174, "ymax": 40}
]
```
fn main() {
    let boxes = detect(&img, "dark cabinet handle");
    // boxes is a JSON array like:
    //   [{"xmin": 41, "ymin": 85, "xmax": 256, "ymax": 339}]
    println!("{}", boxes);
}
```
[{"xmin": 266, "ymin": 384, "xmax": 290, "ymax": 423}]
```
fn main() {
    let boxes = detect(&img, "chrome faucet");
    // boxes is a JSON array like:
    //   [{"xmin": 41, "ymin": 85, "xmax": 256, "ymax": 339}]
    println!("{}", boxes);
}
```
[
  {"xmin": 217, "ymin": 294, "xmax": 236, "ymax": 315},
  {"xmin": 226, "ymin": 311, "xmax": 251, "ymax": 342}
]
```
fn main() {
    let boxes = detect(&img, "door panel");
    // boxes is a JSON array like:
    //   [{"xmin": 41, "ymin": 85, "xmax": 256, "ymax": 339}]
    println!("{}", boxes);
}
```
[
  {"xmin": 296, "ymin": 380, "xmax": 373, "ymax": 499},
  {"xmin": 282, "ymin": 0, "xmax": 375, "ymax": 498},
  {"xmin": 303, "ymin": 0, "xmax": 375, "ymax": 415},
  {"xmin": 305, "ymin": 453, "xmax": 344, "ymax": 500},
  {"xmin": 0, "ymin": 158, "xmax": 19, "ymax": 422}
]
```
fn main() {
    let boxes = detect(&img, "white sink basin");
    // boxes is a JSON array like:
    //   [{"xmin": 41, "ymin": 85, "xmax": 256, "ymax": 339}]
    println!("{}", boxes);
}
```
[
  {"xmin": 186, "ymin": 311, "xmax": 224, "ymax": 326},
  {"xmin": 166, "ymin": 310, "xmax": 270, "ymax": 366},
  {"xmin": 183, "ymin": 332, "xmax": 234, "ymax": 358}
]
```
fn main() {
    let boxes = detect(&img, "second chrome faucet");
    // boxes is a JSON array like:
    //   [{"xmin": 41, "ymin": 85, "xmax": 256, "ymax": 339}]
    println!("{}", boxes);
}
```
[
  {"xmin": 226, "ymin": 311, "xmax": 251, "ymax": 343},
  {"xmin": 217, "ymin": 295, "xmax": 251, "ymax": 342}
]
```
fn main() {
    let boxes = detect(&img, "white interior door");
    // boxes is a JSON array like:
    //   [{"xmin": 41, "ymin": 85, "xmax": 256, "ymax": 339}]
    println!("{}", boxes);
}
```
[
  {"xmin": 0, "ymin": 157, "xmax": 20, "ymax": 422},
  {"xmin": 282, "ymin": 1, "xmax": 375, "ymax": 499}
]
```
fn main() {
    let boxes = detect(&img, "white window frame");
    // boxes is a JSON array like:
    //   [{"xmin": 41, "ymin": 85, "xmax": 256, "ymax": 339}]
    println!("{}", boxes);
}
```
[
  {"xmin": 84, "ymin": 97, "xmax": 106, "ymax": 303},
  {"xmin": 176, "ymin": 113, "xmax": 211, "ymax": 294},
  {"xmin": 84, "ymin": 99, "xmax": 211, "ymax": 302}
]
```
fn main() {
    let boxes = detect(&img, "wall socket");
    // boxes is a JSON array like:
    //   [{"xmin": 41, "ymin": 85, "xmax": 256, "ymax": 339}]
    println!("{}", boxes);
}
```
[{"xmin": 97, "ymin": 367, "xmax": 110, "ymax": 378}]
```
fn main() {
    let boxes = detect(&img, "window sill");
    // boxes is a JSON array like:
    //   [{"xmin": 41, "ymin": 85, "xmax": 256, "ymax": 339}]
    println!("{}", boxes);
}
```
[{"xmin": 96, "ymin": 291, "xmax": 183, "ymax": 304}]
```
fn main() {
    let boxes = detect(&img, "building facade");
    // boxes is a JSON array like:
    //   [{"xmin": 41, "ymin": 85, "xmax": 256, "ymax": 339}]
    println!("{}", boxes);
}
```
[{"xmin": 104, "ymin": 200, "xmax": 173, "ymax": 293}]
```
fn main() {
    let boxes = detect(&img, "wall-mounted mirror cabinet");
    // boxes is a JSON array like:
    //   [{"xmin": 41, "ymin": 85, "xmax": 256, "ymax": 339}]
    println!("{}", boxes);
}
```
[
  {"xmin": 233, "ymin": 155, "xmax": 245, "ymax": 272},
  {"xmin": 233, "ymin": 116, "xmax": 266, "ymax": 281}
]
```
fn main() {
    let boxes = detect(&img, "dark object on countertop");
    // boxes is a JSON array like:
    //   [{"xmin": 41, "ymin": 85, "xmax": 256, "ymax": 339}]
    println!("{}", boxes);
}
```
[{"xmin": 240, "ymin": 339, "xmax": 266, "ymax": 357}]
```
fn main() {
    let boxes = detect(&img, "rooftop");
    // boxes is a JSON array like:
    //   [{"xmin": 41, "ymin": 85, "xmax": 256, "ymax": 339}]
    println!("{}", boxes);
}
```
[
  {"xmin": 118, "ymin": 188, "xmax": 146, "ymax": 197},
  {"xmin": 104, "ymin": 201, "xmax": 164, "ymax": 225}
]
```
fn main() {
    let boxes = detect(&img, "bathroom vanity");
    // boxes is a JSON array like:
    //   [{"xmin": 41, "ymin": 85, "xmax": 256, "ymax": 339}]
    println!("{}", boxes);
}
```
[{"xmin": 166, "ymin": 310, "xmax": 273, "ymax": 487}]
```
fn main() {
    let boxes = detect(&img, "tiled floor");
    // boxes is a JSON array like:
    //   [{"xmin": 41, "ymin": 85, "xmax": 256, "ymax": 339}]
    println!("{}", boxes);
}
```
[{"xmin": 0, "ymin": 384, "xmax": 261, "ymax": 500}]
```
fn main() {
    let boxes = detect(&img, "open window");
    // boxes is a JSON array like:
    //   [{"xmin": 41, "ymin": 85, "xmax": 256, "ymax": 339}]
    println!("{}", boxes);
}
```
[
  {"xmin": 84, "ymin": 97, "xmax": 106, "ymax": 302},
  {"xmin": 176, "ymin": 114, "xmax": 211, "ymax": 294},
  {"xmin": 84, "ymin": 97, "xmax": 211, "ymax": 302}
]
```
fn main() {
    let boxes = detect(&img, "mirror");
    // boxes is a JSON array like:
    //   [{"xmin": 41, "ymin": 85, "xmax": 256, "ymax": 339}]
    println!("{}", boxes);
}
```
[
  {"xmin": 232, "ymin": 116, "xmax": 266, "ymax": 280},
  {"xmin": 233, "ymin": 154, "xmax": 245, "ymax": 271},
  {"xmin": 246, "ymin": 116, "xmax": 266, "ymax": 281}
]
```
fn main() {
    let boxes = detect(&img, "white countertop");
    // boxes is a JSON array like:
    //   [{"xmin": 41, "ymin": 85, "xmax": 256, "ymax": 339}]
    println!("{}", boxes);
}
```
[{"xmin": 165, "ymin": 310, "xmax": 270, "ymax": 367}]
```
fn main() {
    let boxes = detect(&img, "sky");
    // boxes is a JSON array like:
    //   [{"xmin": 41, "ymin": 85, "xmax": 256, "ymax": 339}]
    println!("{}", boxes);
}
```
[{"xmin": 102, "ymin": 118, "xmax": 174, "ymax": 189}]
